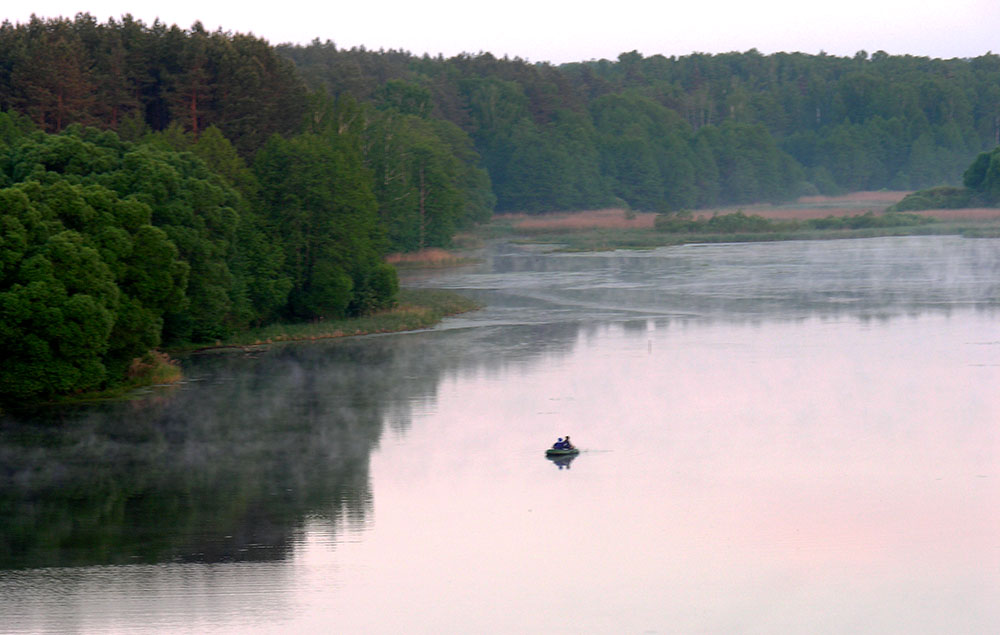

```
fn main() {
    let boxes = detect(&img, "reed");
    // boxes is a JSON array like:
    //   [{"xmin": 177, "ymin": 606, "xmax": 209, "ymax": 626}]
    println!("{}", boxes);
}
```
[{"xmin": 127, "ymin": 350, "xmax": 182, "ymax": 384}]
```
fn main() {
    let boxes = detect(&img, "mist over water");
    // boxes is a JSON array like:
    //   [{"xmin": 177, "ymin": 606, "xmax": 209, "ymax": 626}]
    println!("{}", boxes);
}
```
[
  {"xmin": 2, "ymin": 236, "xmax": 998, "ymax": 633},
  {"xmin": 418, "ymin": 236, "xmax": 1000, "ymax": 324}
]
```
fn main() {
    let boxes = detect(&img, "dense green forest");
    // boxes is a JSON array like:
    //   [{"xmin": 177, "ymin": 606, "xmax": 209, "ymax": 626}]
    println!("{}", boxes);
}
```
[
  {"xmin": 3, "ymin": 13, "xmax": 1000, "ymax": 401},
  {"xmin": 278, "ymin": 42, "xmax": 1000, "ymax": 211},
  {"xmin": 5, "ymin": 15, "xmax": 1000, "ymax": 216},
  {"xmin": 0, "ymin": 115, "xmax": 399, "ymax": 400}
]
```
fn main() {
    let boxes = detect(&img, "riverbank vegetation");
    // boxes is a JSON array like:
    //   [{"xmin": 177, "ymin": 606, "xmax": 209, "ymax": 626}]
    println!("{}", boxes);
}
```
[
  {"xmin": 3, "ymin": 288, "xmax": 477, "ymax": 408},
  {"xmin": 174, "ymin": 288, "xmax": 480, "ymax": 351},
  {"xmin": 5, "ymin": 14, "xmax": 1000, "ymax": 403},
  {"xmin": 654, "ymin": 209, "xmax": 930, "ymax": 233},
  {"xmin": 482, "ymin": 192, "xmax": 1000, "ymax": 251}
]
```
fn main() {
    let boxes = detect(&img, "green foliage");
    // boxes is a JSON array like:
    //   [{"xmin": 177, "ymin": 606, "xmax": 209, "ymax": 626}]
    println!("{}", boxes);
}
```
[
  {"xmin": 0, "ymin": 14, "xmax": 307, "ymax": 154},
  {"xmin": 375, "ymin": 80, "xmax": 432, "ymax": 117},
  {"xmin": 84, "ymin": 140, "xmax": 242, "ymax": 341},
  {"xmin": 897, "ymin": 145, "xmax": 1000, "ymax": 211},
  {"xmin": 890, "ymin": 186, "xmax": 973, "ymax": 211},
  {"xmin": 281, "ymin": 45, "xmax": 1000, "ymax": 213},
  {"xmin": 654, "ymin": 211, "xmax": 775, "ymax": 233},
  {"xmin": 0, "ymin": 120, "xmax": 295, "ymax": 402},
  {"xmin": 963, "ymin": 146, "xmax": 1000, "ymax": 204},
  {"xmin": 365, "ymin": 111, "xmax": 464, "ymax": 250},
  {"xmin": 7, "ymin": 17, "xmax": 1000, "ymax": 221},
  {"xmin": 503, "ymin": 120, "xmax": 585, "ymax": 212},
  {"xmin": 427, "ymin": 119, "xmax": 496, "ymax": 228},
  {"xmin": 13, "ymin": 16, "xmax": 1000, "ymax": 235},
  {"xmin": 0, "ymin": 158, "xmax": 187, "ymax": 401},
  {"xmin": 253, "ymin": 131, "xmax": 393, "ymax": 320},
  {"xmin": 591, "ymin": 92, "xmax": 696, "ymax": 211},
  {"xmin": 1, "ymin": 116, "xmax": 395, "ymax": 403},
  {"xmin": 190, "ymin": 126, "xmax": 260, "ymax": 196},
  {"xmin": 697, "ymin": 121, "xmax": 803, "ymax": 205},
  {"xmin": 654, "ymin": 210, "xmax": 931, "ymax": 234}
]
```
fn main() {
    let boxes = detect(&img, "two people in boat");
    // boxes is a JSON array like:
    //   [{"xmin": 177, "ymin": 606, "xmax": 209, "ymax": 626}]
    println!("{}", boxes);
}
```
[{"xmin": 552, "ymin": 435, "xmax": 574, "ymax": 450}]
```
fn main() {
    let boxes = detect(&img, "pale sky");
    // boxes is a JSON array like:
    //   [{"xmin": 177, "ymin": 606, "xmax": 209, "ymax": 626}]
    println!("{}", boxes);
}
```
[{"xmin": 6, "ymin": 1, "xmax": 1000, "ymax": 64}]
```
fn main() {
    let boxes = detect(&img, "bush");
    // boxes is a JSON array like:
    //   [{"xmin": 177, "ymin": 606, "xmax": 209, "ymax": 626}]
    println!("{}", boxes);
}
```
[
  {"xmin": 705, "ymin": 211, "xmax": 773, "ymax": 233},
  {"xmin": 890, "ymin": 186, "xmax": 972, "ymax": 211},
  {"xmin": 655, "ymin": 211, "xmax": 775, "ymax": 233}
]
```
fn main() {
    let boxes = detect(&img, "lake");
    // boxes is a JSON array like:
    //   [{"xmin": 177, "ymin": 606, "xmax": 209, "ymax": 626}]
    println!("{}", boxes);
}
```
[{"xmin": 2, "ymin": 236, "xmax": 998, "ymax": 633}]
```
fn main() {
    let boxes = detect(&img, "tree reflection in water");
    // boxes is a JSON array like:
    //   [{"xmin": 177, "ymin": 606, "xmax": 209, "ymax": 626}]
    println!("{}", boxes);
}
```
[{"xmin": 0, "ymin": 320, "xmax": 582, "ymax": 570}]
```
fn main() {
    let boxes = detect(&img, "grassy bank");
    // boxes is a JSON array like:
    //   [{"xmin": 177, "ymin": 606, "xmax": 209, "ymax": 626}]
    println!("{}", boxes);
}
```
[{"xmin": 174, "ymin": 288, "xmax": 481, "ymax": 352}]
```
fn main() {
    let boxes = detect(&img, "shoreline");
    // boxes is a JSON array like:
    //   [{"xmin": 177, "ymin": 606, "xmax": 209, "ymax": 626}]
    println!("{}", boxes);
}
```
[
  {"xmin": 490, "ymin": 222, "xmax": 1000, "ymax": 252},
  {"xmin": 168, "ymin": 288, "xmax": 481, "ymax": 355},
  {"xmin": 485, "ymin": 198, "xmax": 1000, "ymax": 251},
  {"xmin": 6, "ymin": 288, "xmax": 481, "ymax": 410}
]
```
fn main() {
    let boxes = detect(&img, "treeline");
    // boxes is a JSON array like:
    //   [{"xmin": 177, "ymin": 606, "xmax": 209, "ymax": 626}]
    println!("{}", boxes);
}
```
[
  {"xmin": 5, "ymin": 15, "xmax": 1000, "ymax": 219},
  {"xmin": 0, "ymin": 14, "xmax": 494, "ymax": 252},
  {"xmin": 0, "ymin": 14, "xmax": 305, "ymax": 153},
  {"xmin": 278, "ymin": 44, "xmax": 1000, "ymax": 212},
  {"xmin": 6, "ymin": 15, "xmax": 1000, "ymax": 221}
]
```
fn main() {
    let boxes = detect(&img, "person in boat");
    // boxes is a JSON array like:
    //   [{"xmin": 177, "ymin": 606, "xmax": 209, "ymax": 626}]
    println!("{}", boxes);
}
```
[{"xmin": 552, "ymin": 436, "xmax": 574, "ymax": 450}]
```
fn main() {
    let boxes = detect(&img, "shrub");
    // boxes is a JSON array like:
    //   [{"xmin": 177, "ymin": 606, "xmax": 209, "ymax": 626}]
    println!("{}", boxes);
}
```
[{"xmin": 891, "ymin": 186, "xmax": 972, "ymax": 211}]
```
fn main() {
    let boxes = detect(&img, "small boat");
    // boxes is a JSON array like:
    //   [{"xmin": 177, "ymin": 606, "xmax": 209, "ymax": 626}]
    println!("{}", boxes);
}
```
[{"xmin": 545, "ymin": 447, "xmax": 579, "ymax": 457}]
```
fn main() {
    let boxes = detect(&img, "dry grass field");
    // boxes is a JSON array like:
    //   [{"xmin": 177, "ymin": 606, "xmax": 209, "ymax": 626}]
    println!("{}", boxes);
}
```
[
  {"xmin": 508, "ymin": 208, "xmax": 658, "ymax": 230},
  {"xmin": 498, "ymin": 192, "xmax": 1000, "ymax": 230}
]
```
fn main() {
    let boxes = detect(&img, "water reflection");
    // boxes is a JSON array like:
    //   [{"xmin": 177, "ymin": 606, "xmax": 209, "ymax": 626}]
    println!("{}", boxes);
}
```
[
  {"xmin": 0, "ymin": 319, "xmax": 588, "ymax": 569},
  {"xmin": 0, "ymin": 343, "xmax": 383, "ymax": 568},
  {"xmin": 545, "ymin": 453, "xmax": 577, "ymax": 469}
]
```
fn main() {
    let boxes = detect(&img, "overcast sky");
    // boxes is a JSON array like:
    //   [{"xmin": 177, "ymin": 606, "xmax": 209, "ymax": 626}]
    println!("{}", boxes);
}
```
[{"xmin": 6, "ymin": 1, "xmax": 1000, "ymax": 64}]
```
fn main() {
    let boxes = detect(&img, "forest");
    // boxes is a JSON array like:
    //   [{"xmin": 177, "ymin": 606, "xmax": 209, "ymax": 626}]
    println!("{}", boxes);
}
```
[
  {"xmin": 3, "ymin": 13, "xmax": 1000, "ymax": 402},
  {"xmin": 278, "ymin": 41, "xmax": 1000, "ymax": 211}
]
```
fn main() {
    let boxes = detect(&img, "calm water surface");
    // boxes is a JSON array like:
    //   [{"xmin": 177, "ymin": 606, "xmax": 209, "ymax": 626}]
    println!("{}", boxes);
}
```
[{"xmin": 2, "ymin": 236, "xmax": 999, "ymax": 633}]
